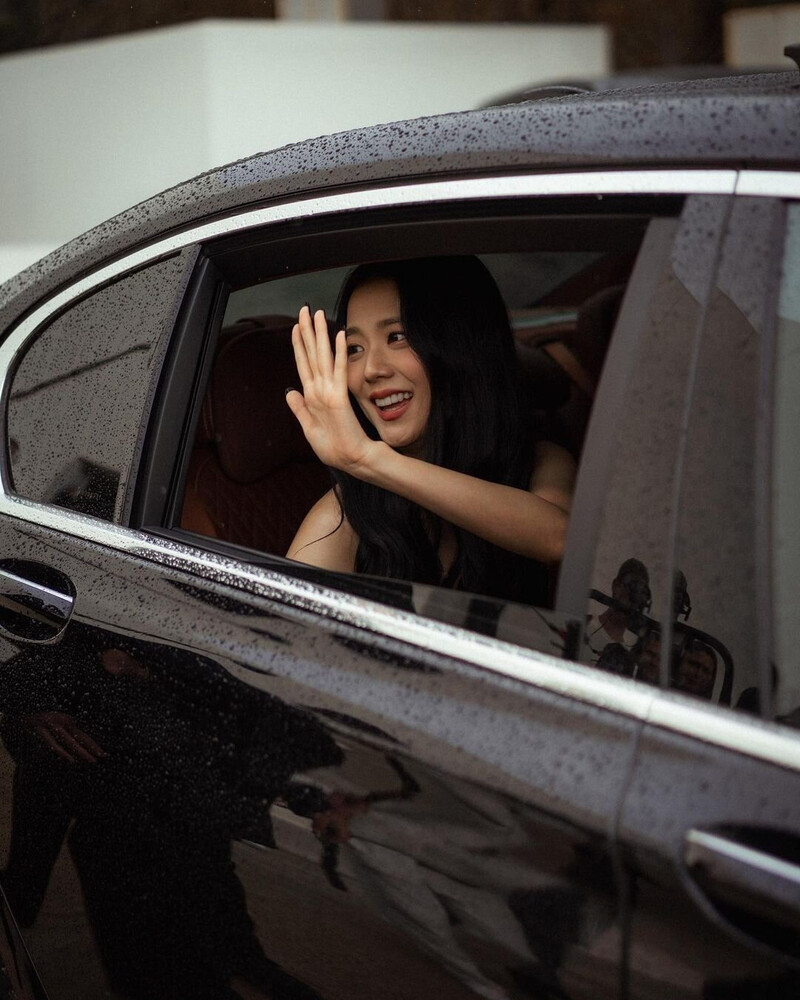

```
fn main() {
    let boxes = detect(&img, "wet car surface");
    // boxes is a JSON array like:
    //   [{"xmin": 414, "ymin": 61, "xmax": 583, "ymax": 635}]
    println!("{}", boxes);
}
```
[{"xmin": 0, "ymin": 69, "xmax": 799, "ymax": 1000}]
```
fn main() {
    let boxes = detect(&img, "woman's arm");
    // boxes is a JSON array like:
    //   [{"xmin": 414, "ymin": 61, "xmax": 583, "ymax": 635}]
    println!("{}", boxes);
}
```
[
  {"xmin": 286, "ymin": 307, "xmax": 575, "ymax": 565},
  {"xmin": 286, "ymin": 488, "xmax": 359, "ymax": 572},
  {"xmin": 344, "ymin": 439, "xmax": 574, "ymax": 564}
]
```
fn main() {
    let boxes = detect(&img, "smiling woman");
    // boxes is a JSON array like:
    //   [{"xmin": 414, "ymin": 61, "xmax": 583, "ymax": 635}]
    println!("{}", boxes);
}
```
[
  {"xmin": 284, "ymin": 257, "xmax": 575, "ymax": 605},
  {"xmin": 343, "ymin": 276, "xmax": 431, "ymax": 457}
]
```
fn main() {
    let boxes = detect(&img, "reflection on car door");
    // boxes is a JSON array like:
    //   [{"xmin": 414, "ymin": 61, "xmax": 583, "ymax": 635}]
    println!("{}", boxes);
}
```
[{"xmin": 0, "ymin": 484, "xmax": 654, "ymax": 1000}]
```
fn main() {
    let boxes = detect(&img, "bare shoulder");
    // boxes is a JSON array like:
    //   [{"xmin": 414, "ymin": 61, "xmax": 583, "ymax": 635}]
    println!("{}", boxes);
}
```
[
  {"xmin": 286, "ymin": 488, "xmax": 359, "ymax": 572},
  {"xmin": 529, "ymin": 441, "xmax": 576, "ymax": 513}
]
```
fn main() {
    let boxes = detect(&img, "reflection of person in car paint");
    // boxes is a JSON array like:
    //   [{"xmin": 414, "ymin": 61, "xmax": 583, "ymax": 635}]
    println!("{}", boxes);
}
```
[
  {"xmin": 672, "ymin": 569, "xmax": 691, "ymax": 621},
  {"xmin": 285, "ymin": 257, "xmax": 575, "ymax": 605},
  {"xmin": 0, "ymin": 630, "xmax": 337, "ymax": 1000},
  {"xmin": 585, "ymin": 558, "xmax": 651, "ymax": 664},
  {"xmin": 631, "ymin": 629, "xmax": 661, "ymax": 686},
  {"xmin": 673, "ymin": 639, "xmax": 717, "ymax": 700}
]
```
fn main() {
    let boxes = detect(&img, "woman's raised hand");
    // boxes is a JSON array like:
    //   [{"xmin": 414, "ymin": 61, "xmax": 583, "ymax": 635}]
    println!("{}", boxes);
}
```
[{"xmin": 286, "ymin": 306, "xmax": 376, "ymax": 473}]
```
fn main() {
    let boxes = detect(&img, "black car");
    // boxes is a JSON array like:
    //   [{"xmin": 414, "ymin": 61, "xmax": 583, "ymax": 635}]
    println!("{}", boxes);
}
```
[{"xmin": 0, "ymin": 67, "xmax": 799, "ymax": 1000}]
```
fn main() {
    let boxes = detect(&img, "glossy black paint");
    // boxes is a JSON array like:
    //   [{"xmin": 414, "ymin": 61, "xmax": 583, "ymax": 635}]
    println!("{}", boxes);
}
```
[{"xmin": 0, "ymin": 517, "xmax": 637, "ymax": 1000}]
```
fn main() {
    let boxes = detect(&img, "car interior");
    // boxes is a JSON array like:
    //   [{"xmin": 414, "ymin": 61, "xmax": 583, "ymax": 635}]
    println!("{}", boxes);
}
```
[{"xmin": 179, "ymin": 243, "xmax": 642, "ymax": 565}]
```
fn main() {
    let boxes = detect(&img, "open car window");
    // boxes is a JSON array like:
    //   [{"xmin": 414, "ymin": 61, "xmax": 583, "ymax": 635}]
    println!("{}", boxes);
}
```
[{"xmin": 144, "ymin": 198, "xmax": 684, "ymax": 661}]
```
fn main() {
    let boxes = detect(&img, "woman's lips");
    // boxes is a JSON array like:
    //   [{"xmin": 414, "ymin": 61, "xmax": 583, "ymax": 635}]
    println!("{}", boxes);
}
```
[{"xmin": 372, "ymin": 394, "xmax": 412, "ymax": 421}]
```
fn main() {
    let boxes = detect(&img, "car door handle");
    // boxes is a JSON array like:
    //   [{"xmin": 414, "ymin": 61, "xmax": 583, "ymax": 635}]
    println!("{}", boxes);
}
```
[
  {"xmin": 685, "ymin": 828, "xmax": 800, "ymax": 941},
  {"xmin": 0, "ymin": 565, "xmax": 74, "ymax": 638}
]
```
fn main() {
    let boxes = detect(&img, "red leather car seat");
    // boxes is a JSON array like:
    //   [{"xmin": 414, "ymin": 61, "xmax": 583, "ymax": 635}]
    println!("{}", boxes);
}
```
[{"xmin": 181, "ymin": 316, "xmax": 330, "ymax": 555}]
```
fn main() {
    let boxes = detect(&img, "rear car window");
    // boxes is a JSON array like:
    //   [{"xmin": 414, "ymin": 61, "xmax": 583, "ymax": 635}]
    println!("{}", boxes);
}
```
[{"xmin": 7, "ymin": 250, "xmax": 196, "ymax": 522}]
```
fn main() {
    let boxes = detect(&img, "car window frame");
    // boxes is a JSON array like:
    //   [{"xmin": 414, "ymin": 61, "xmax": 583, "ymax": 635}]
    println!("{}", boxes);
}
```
[
  {"xmin": 134, "ymin": 188, "xmax": 690, "ymax": 622},
  {"xmin": 133, "ymin": 194, "xmax": 685, "ymax": 533}
]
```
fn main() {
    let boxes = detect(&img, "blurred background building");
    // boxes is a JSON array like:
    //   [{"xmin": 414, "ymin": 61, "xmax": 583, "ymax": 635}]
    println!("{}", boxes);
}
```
[{"xmin": 0, "ymin": 0, "xmax": 798, "ymax": 282}]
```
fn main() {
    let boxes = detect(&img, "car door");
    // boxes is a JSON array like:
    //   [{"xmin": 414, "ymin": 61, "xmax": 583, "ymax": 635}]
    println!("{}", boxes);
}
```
[
  {"xmin": 0, "ymin": 173, "xmax": 728, "ymax": 1000},
  {"xmin": 603, "ymin": 188, "xmax": 800, "ymax": 998}
]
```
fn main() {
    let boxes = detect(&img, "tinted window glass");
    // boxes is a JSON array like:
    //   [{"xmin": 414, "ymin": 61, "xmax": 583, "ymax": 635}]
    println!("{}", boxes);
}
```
[
  {"xmin": 773, "ymin": 202, "xmax": 800, "ymax": 723},
  {"xmin": 581, "ymin": 197, "xmax": 728, "ymax": 688},
  {"xmin": 672, "ymin": 197, "xmax": 782, "ymax": 709},
  {"xmin": 8, "ymin": 250, "xmax": 196, "ymax": 521}
]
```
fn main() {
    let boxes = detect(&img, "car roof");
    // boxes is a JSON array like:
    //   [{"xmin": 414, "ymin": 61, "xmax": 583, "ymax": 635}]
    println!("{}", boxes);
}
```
[
  {"xmin": 2, "ymin": 70, "xmax": 799, "ymax": 331},
  {"xmin": 480, "ymin": 63, "xmax": 790, "ymax": 106}
]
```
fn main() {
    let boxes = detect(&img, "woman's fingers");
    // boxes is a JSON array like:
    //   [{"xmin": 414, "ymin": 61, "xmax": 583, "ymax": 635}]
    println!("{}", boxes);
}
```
[
  {"xmin": 297, "ymin": 304, "xmax": 318, "ymax": 372},
  {"xmin": 26, "ymin": 712, "xmax": 106, "ymax": 763},
  {"xmin": 62, "ymin": 717, "xmax": 106, "ymax": 760},
  {"xmin": 297, "ymin": 305, "xmax": 336, "ymax": 378},
  {"xmin": 55, "ymin": 726, "xmax": 100, "ymax": 764},
  {"xmin": 313, "ymin": 307, "xmax": 334, "ymax": 374},
  {"xmin": 293, "ymin": 305, "xmax": 343, "ymax": 400},
  {"xmin": 285, "ymin": 387, "xmax": 311, "ymax": 430},
  {"xmin": 333, "ymin": 328, "xmax": 347, "ymax": 386},
  {"xmin": 38, "ymin": 727, "xmax": 76, "ymax": 763},
  {"xmin": 291, "ymin": 322, "xmax": 313, "ymax": 387}
]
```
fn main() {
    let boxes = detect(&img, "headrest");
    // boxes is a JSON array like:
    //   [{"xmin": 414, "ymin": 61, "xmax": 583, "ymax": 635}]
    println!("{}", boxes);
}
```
[
  {"xmin": 202, "ymin": 317, "xmax": 317, "ymax": 484},
  {"xmin": 515, "ymin": 340, "xmax": 571, "ymax": 411}
]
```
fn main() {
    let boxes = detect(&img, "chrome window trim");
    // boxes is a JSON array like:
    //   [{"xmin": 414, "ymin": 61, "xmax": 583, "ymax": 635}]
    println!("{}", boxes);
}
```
[
  {"xmin": 736, "ymin": 171, "xmax": 800, "ymax": 199},
  {"xmin": 3, "ymin": 167, "xmax": 800, "ymax": 773},
  {"xmin": 0, "ymin": 491, "xmax": 658, "ymax": 718},
  {"xmin": 644, "ymin": 695, "xmax": 800, "ymax": 772}
]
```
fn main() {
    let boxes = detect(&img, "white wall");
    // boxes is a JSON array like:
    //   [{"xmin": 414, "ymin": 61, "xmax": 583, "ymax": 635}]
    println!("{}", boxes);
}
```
[
  {"xmin": 0, "ymin": 19, "xmax": 610, "ymax": 284},
  {"xmin": 724, "ymin": 3, "xmax": 800, "ymax": 67},
  {"xmin": 0, "ymin": 26, "xmax": 211, "ymax": 249}
]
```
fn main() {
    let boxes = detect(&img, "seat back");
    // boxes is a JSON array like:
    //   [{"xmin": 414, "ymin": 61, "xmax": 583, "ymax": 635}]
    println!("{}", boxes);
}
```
[
  {"xmin": 182, "ymin": 310, "xmax": 587, "ymax": 554},
  {"xmin": 181, "ymin": 317, "xmax": 330, "ymax": 555}
]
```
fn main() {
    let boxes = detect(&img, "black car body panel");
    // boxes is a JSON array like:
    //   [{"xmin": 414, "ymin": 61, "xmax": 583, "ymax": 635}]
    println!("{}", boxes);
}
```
[{"xmin": 0, "ymin": 517, "xmax": 638, "ymax": 1000}]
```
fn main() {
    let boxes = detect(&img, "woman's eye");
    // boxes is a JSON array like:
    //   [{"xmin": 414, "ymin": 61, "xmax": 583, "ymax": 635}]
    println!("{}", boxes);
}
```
[
  {"xmin": 387, "ymin": 330, "xmax": 407, "ymax": 344},
  {"xmin": 346, "ymin": 343, "xmax": 363, "ymax": 357}
]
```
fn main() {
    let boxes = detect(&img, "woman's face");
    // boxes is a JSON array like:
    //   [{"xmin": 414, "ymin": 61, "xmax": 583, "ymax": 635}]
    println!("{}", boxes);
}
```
[{"xmin": 344, "ymin": 277, "xmax": 431, "ymax": 456}]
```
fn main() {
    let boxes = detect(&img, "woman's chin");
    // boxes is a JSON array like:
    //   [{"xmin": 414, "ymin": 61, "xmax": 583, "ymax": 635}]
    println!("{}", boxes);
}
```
[
  {"xmin": 371, "ymin": 419, "xmax": 425, "ymax": 456},
  {"xmin": 395, "ymin": 436, "xmax": 425, "ymax": 458}
]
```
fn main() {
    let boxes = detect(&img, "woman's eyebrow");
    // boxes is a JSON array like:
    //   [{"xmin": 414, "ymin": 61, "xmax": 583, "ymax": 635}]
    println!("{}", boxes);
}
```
[{"xmin": 345, "ymin": 316, "xmax": 402, "ymax": 336}]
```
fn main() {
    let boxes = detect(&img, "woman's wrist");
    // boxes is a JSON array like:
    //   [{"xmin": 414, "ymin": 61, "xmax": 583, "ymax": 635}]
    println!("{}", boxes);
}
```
[{"xmin": 344, "ymin": 439, "xmax": 399, "ymax": 484}]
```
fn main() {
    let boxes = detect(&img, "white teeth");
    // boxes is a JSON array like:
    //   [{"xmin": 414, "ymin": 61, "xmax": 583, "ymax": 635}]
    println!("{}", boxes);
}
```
[{"xmin": 375, "ymin": 392, "xmax": 412, "ymax": 408}]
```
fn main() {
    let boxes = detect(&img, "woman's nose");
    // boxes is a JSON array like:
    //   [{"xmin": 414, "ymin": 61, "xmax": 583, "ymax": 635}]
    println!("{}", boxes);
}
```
[{"xmin": 364, "ymin": 346, "xmax": 392, "ymax": 381}]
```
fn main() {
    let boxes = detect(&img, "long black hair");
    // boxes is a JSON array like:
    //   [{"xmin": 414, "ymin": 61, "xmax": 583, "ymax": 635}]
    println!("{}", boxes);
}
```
[{"xmin": 331, "ymin": 255, "xmax": 546, "ymax": 604}]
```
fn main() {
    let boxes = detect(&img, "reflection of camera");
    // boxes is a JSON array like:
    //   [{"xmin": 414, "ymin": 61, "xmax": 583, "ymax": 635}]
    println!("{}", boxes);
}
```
[
  {"xmin": 618, "ymin": 577, "xmax": 652, "ymax": 637},
  {"xmin": 627, "ymin": 607, "xmax": 651, "ymax": 638},
  {"xmin": 624, "ymin": 577, "xmax": 652, "ymax": 616}
]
